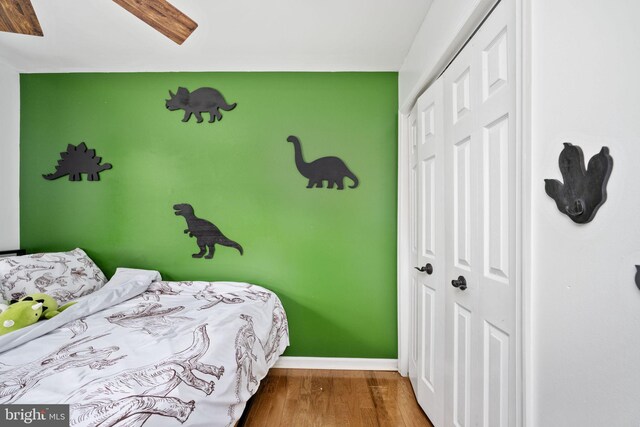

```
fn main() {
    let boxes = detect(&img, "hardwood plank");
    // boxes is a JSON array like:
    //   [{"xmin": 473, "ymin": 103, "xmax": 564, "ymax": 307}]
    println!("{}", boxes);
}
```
[
  {"xmin": 244, "ymin": 368, "xmax": 433, "ymax": 427},
  {"xmin": 258, "ymin": 370, "xmax": 289, "ymax": 427},
  {"xmin": 398, "ymin": 375, "xmax": 434, "ymax": 427},
  {"xmin": 330, "ymin": 370, "xmax": 361, "ymax": 426},
  {"xmin": 360, "ymin": 407, "xmax": 381, "ymax": 427},
  {"xmin": 240, "ymin": 386, "xmax": 267, "ymax": 427},
  {"xmin": 0, "ymin": 0, "xmax": 43, "ymax": 36},
  {"xmin": 366, "ymin": 371, "xmax": 403, "ymax": 425},
  {"xmin": 281, "ymin": 369, "xmax": 311, "ymax": 427},
  {"xmin": 112, "ymin": 0, "xmax": 197, "ymax": 45}
]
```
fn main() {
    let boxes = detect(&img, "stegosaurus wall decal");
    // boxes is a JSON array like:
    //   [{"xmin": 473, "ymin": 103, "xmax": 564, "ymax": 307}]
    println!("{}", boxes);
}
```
[
  {"xmin": 544, "ymin": 142, "xmax": 613, "ymax": 224},
  {"xmin": 43, "ymin": 142, "xmax": 112, "ymax": 182}
]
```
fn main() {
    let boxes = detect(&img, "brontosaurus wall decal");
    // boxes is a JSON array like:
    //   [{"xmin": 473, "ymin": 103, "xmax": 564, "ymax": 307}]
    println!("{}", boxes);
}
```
[
  {"xmin": 544, "ymin": 143, "xmax": 613, "ymax": 224},
  {"xmin": 173, "ymin": 204, "xmax": 243, "ymax": 259},
  {"xmin": 286, "ymin": 135, "xmax": 359, "ymax": 190},
  {"xmin": 166, "ymin": 87, "xmax": 237, "ymax": 123},
  {"xmin": 43, "ymin": 142, "xmax": 112, "ymax": 181}
]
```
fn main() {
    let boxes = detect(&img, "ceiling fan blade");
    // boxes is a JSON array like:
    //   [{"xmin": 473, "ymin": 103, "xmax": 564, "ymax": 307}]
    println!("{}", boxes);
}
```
[
  {"xmin": 113, "ymin": 0, "xmax": 198, "ymax": 45},
  {"xmin": 0, "ymin": 0, "xmax": 43, "ymax": 36}
]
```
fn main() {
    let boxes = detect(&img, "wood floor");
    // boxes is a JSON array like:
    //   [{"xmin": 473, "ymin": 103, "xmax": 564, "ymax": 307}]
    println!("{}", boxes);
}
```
[{"xmin": 240, "ymin": 369, "xmax": 434, "ymax": 427}]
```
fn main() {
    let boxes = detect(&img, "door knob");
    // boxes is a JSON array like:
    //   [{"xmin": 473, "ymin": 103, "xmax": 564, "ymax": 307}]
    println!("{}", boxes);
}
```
[
  {"xmin": 451, "ymin": 276, "xmax": 467, "ymax": 290},
  {"xmin": 414, "ymin": 263, "xmax": 433, "ymax": 275}
]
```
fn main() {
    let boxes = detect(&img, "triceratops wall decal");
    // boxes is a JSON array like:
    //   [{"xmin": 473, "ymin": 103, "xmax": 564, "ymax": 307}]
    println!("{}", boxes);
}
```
[
  {"xmin": 544, "ymin": 143, "xmax": 613, "ymax": 224},
  {"xmin": 165, "ymin": 86, "xmax": 237, "ymax": 123}
]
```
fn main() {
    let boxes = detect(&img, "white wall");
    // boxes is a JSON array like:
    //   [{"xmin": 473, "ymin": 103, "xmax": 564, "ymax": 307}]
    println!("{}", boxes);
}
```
[
  {"xmin": 0, "ymin": 60, "xmax": 20, "ymax": 250},
  {"xmin": 398, "ymin": 0, "xmax": 496, "ymax": 111},
  {"xmin": 531, "ymin": 0, "xmax": 640, "ymax": 425}
]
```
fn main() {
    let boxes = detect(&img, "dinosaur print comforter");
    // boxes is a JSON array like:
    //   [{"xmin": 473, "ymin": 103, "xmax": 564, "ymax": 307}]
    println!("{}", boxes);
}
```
[{"xmin": 0, "ymin": 269, "xmax": 289, "ymax": 427}]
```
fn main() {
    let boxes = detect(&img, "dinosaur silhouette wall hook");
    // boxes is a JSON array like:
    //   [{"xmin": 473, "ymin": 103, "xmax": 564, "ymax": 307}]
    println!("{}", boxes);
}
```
[
  {"xmin": 286, "ymin": 135, "xmax": 359, "ymax": 190},
  {"xmin": 43, "ymin": 142, "xmax": 112, "ymax": 181},
  {"xmin": 173, "ymin": 203, "xmax": 243, "ymax": 259},
  {"xmin": 166, "ymin": 86, "xmax": 237, "ymax": 123},
  {"xmin": 544, "ymin": 143, "xmax": 613, "ymax": 224}
]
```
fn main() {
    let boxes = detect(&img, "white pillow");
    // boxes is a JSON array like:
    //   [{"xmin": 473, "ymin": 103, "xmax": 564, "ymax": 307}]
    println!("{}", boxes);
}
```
[{"xmin": 0, "ymin": 248, "xmax": 107, "ymax": 305}]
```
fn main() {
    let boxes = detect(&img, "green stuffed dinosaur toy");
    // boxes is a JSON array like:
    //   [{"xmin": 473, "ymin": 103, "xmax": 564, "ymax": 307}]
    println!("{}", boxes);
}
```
[
  {"xmin": 0, "ymin": 299, "xmax": 45, "ymax": 335},
  {"xmin": 0, "ymin": 293, "xmax": 76, "ymax": 336},
  {"xmin": 12, "ymin": 294, "xmax": 76, "ymax": 319}
]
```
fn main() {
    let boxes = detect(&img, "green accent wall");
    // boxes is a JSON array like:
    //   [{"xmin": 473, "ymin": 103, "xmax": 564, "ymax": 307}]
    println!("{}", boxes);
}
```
[{"xmin": 20, "ymin": 72, "xmax": 398, "ymax": 358}]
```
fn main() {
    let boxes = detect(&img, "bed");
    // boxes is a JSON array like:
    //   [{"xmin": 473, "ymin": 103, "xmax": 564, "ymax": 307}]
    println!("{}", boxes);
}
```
[{"xmin": 0, "ymin": 251, "xmax": 289, "ymax": 427}]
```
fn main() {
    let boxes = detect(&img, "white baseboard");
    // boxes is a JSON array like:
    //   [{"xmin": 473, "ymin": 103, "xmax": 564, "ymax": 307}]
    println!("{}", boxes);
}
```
[{"xmin": 273, "ymin": 357, "xmax": 398, "ymax": 371}]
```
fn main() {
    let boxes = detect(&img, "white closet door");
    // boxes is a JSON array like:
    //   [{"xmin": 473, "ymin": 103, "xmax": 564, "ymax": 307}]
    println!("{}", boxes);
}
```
[
  {"xmin": 408, "ymin": 104, "xmax": 420, "ymax": 392},
  {"xmin": 443, "ymin": 1, "xmax": 516, "ymax": 426},
  {"xmin": 414, "ymin": 79, "xmax": 446, "ymax": 427},
  {"xmin": 443, "ymin": 34, "xmax": 477, "ymax": 427}
]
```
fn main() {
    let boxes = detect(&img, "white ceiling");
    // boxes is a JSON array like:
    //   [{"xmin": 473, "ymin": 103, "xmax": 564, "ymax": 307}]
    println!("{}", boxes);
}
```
[{"xmin": 0, "ymin": 0, "xmax": 432, "ymax": 73}]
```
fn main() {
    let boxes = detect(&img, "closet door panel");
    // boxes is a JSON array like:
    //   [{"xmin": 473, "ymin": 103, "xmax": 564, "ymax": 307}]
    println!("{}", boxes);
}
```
[
  {"xmin": 408, "ymin": 106, "xmax": 420, "ymax": 392},
  {"xmin": 407, "ymin": 3, "xmax": 518, "ymax": 425},
  {"xmin": 443, "ymin": 1, "xmax": 517, "ymax": 426},
  {"xmin": 475, "ymin": 2, "xmax": 517, "ymax": 425},
  {"xmin": 444, "ymin": 36, "xmax": 480, "ymax": 427},
  {"xmin": 414, "ymin": 79, "xmax": 445, "ymax": 427},
  {"xmin": 453, "ymin": 136, "xmax": 472, "ymax": 270},
  {"xmin": 482, "ymin": 114, "xmax": 510, "ymax": 283}
]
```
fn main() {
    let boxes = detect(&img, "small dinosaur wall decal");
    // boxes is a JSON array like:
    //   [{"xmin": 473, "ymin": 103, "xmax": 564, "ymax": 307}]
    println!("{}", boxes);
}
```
[
  {"xmin": 286, "ymin": 135, "xmax": 359, "ymax": 190},
  {"xmin": 544, "ymin": 143, "xmax": 613, "ymax": 224},
  {"xmin": 173, "ymin": 204, "xmax": 243, "ymax": 259},
  {"xmin": 43, "ymin": 142, "xmax": 112, "ymax": 181},
  {"xmin": 166, "ymin": 87, "xmax": 237, "ymax": 123}
]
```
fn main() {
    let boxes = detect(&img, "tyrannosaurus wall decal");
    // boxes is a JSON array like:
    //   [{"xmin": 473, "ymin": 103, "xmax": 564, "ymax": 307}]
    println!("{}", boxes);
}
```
[{"xmin": 173, "ymin": 204, "xmax": 243, "ymax": 260}]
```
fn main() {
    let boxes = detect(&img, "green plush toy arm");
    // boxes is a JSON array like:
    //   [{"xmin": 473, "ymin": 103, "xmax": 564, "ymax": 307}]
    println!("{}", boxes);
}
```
[
  {"xmin": 59, "ymin": 302, "xmax": 76, "ymax": 311},
  {"xmin": 43, "ymin": 311, "xmax": 58, "ymax": 320},
  {"xmin": 44, "ymin": 301, "xmax": 76, "ymax": 319}
]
